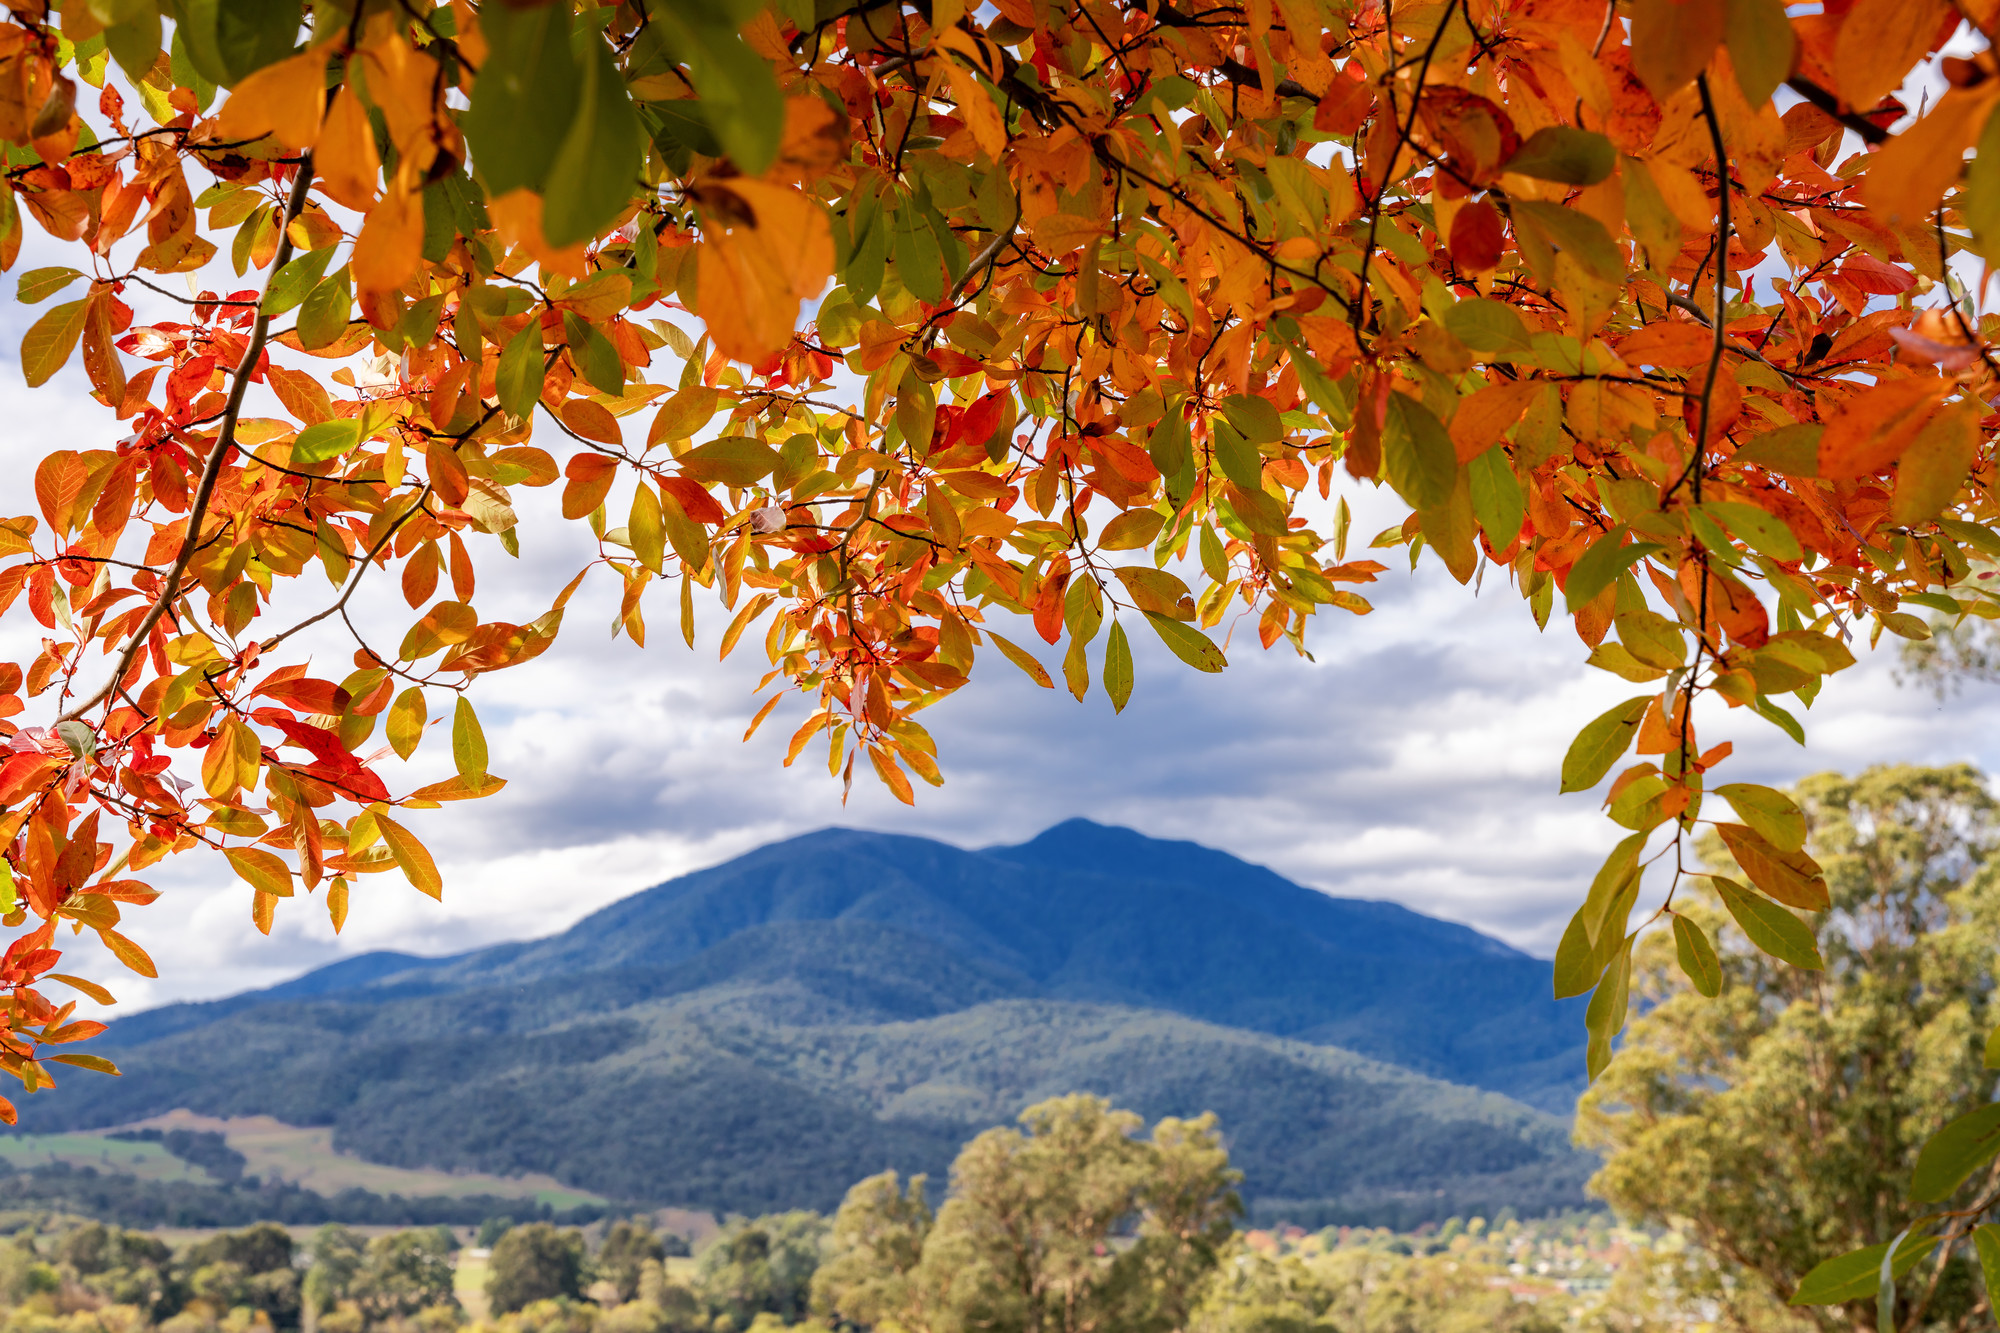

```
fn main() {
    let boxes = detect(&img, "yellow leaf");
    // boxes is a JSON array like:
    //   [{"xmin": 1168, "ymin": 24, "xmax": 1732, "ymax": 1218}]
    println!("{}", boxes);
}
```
[
  {"xmin": 98, "ymin": 927, "xmax": 157, "ymax": 979},
  {"xmin": 316, "ymin": 86, "xmax": 380, "ymax": 211},
  {"xmin": 352, "ymin": 183, "xmax": 424, "ymax": 297},
  {"xmin": 375, "ymin": 813, "xmax": 443, "ymax": 898},
  {"xmin": 226, "ymin": 846, "xmax": 294, "ymax": 898},
  {"xmin": 694, "ymin": 180, "xmax": 834, "ymax": 363},
  {"xmin": 1833, "ymin": 0, "xmax": 1951, "ymax": 116},
  {"xmin": 214, "ymin": 47, "xmax": 328, "ymax": 149}
]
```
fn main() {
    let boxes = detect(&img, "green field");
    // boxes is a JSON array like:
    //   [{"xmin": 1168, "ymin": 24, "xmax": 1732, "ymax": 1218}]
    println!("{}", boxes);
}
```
[
  {"xmin": 3, "ymin": 1113, "xmax": 605, "ymax": 1210},
  {"xmin": 0, "ymin": 1132, "xmax": 211, "ymax": 1183}
]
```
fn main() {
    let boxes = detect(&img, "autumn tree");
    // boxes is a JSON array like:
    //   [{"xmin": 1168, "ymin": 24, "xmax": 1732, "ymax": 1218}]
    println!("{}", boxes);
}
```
[
  {"xmin": 594, "ymin": 1221, "xmax": 667, "ymax": 1307},
  {"xmin": 1579, "ymin": 765, "xmax": 2000, "ymax": 1333},
  {"xmin": 813, "ymin": 1094, "xmax": 1240, "ymax": 1333},
  {"xmin": 0, "ymin": 0, "xmax": 1996, "ymax": 1225},
  {"xmin": 485, "ymin": 1225, "xmax": 586, "ymax": 1316}
]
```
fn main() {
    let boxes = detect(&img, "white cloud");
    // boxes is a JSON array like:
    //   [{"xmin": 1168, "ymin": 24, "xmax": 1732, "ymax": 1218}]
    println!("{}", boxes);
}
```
[{"xmin": 4, "ymin": 231, "xmax": 1997, "ymax": 1020}]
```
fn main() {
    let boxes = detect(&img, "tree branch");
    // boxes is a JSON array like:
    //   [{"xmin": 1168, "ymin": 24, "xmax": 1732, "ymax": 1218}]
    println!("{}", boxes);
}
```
[{"xmin": 59, "ymin": 154, "xmax": 317, "ymax": 724}]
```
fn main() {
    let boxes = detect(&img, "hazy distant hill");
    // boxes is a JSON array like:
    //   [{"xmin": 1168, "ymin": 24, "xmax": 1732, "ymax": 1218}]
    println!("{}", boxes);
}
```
[{"xmin": 17, "ymin": 822, "xmax": 1594, "ymax": 1225}]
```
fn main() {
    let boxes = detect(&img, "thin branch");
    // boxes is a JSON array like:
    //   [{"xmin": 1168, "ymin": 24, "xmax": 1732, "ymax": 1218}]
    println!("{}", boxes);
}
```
[
  {"xmin": 257, "ymin": 485, "xmax": 435, "ymax": 655},
  {"xmin": 58, "ymin": 156, "xmax": 316, "ymax": 724}
]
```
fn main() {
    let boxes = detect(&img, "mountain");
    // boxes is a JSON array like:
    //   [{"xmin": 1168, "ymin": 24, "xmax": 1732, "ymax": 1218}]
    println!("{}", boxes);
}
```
[{"xmin": 16, "ymin": 821, "xmax": 1594, "ymax": 1226}]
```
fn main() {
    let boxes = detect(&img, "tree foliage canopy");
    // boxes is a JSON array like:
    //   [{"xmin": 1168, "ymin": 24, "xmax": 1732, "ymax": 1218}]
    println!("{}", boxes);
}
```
[
  {"xmin": 813, "ymin": 1093, "xmax": 1240, "ymax": 1333},
  {"xmin": 1581, "ymin": 765, "xmax": 2000, "ymax": 1332},
  {"xmin": 0, "ymin": 0, "xmax": 1992, "ymax": 1126}
]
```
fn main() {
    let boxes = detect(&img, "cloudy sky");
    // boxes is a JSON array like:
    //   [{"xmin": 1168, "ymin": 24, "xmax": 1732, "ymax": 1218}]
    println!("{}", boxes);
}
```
[{"xmin": 3, "ymin": 74, "xmax": 1993, "ymax": 1015}]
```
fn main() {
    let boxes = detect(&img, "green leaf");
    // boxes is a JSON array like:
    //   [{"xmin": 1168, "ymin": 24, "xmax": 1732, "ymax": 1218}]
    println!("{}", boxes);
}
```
[
  {"xmin": 1144, "ymin": 611, "xmax": 1227, "ymax": 673},
  {"xmin": 1725, "ymin": 0, "xmax": 1796, "ymax": 105},
  {"xmin": 1566, "ymin": 527, "xmax": 1665, "ymax": 613},
  {"xmin": 105, "ymin": 7, "xmax": 163, "ymax": 86},
  {"xmin": 16, "ymin": 267, "xmax": 83, "ymax": 304},
  {"xmin": 1220, "ymin": 392, "xmax": 1283, "ymax": 443},
  {"xmin": 1582, "ymin": 832, "xmax": 1646, "ymax": 945},
  {"xmin": 1703, "ymin": 500, "xmax": 1802, "ymax": 561},
  {"xmin": 1444, "ymin": 298, "xmax": 1533, "ymax": 354},
  {"xmin": 1104, "ymin": 620, "xmax": 1134, "ymax": 713},
  {"xmin": 21, "ymin": 298, "xmax": 89, "ymax": 388},
  {"xmin": 541, "ymin": 30, "xmax": 647, "ymax": 248},
  {"xmin": 1558, "ymin": 696, "xmax": 1651, "ymax": 793},
  {"xmin": 1911, "ymin": 1102, "xmax": 2000, "ymax": 1202},
  {"xmin": 464, "ymin": 3, "xmax": 582, "ymax": 198},
  {"xmin": 1731, "ymin": 423, "xmax": 1822, "ymax": 476},
  {"xmin": 1468, "ymin": 446, "xmax": 1525, "ymax": 545},
  {"xmin": 49, "ymin": 1053, "xmax": 122, "ymax": 1075},
  {"xmin": 295, "ymin": 269, "xmax": 352, "ymax": 351},
  {"xmin": 1752, "ymin": 693, "xmax": 1806, "ymax": 745},
  {"xmin": 497, "ymin": 323, "xmax": 547, "ymax": 421},
  {"xmin": 1584, "ymin": 941, "xmax": 1631, "ymax": 1080},
  {"xmin": 1513, "ymin": 201, "xmax": 1625, "ymax": 285},
  {"xmin": 1672, "ymin": 914, "xmax": 1722, "ymax": 997},
  {"xmin": 1712, "ymin": 875, "xmax": 1823, "ymax": 970},
  {"xmin": 1986, "ymin": 1021, "xmax": 2000, "ymax": 1070},
  {"xmin": 1504, "ymin": 127, "xmax": 1616, "ymax": 185},
  {"xmin": 453, "ymin": 697, "xmax": 488, "ymax": 785},
  {"xmin": 0, "ymin": 859, "xmax": 14, "ymax": 914},
  {"xmin": 177, "ymin": 0, "xmax": 301, "ymax": 84},
  {"xmin": 1973, "ymin": 1225, "xmax": 2000, "ymax": 1303},
  {"xmin": 1587, "ymin": 641, "xmax": 1668, "ymax": 682},
  {"xmin": 262, "ymin": 246, "xmax": 336, "ymax": 318},
  {"xmin": 1210, "ymin": 417, "xmax": 1264, "ymax": 490},
  {"xmin": 565, "ymin": 312, "xmax": 626, "ymax": 396},
  {"xmin": 985, "ymin": 630, "xmax": 1054, "ymax": 689},
  {"xmin": 1792, "ymin": 1236, "xmax": 1938, "ymax": 1306},
  {"xmin": 1969, "ymin": 107, "xmax": 2000, "ymax": 251},
  {"xmin": 647, "ymin": 98, "xmax": 725, "ymax": 158},
  {"xmin": 292, "ymin": 419, "xmax": 362, "ymax": 466},
  {"xmin": 1714, "ymin": 782, "xmax": 1807, "ymax": 853},
  {"xmin": 1382, "ymin": 392, "xmax": 1456, "ymax": 509},
  {"xmin": 631, "ymin": 3, "xmax": 783, "ymax": 174},
  {"xmin": 387, "ymin": 687, "xmax": 426, "ymax": 761},
  {"xmin": 678, "ymin": 436, "xmax": 780, "ymax": 487},
  {"xmin": 1148, "ymin": 409, "xmax": 1193, "ymax": 482}
]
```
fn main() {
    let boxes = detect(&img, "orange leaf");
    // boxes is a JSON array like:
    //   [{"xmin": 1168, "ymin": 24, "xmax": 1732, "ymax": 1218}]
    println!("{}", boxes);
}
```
[
  {"xmin": 1714, "ymin": 822, "xmax": 1830, "ymax": 911},
  {"xmin": 1629, "ymin": 0, "xmax": 1725, "ymax": 99},
  {"xmin": 1615, "ymin": 321, "xmax": 1716, "ymax": 369},
  {"xmin": 1862, "ymin": 88, "xmax": 2000, "ymax": 228},
  {"xmin": 693, "ymin": 180, "xmax": 834, "ymax": 362},
  {"xmin": 1890, "ymin": 397, "xmax": 1982, "ymax": 524},
  {"xmin": 560, "ymin": 398, "xmax": 624, "ymax": 445},
  {"xmin": 1450, "ymin": 380, "xmax": 1541, "ymax": 461},
  {"xmin": 1833, "ymin": 0, "xmax": 1951, "ymax": 116},
  {"xmin": 315, "ymin": 87, "xmax": 380, "ymax": 212},
  {"xmin": 487, "ymin": 188, "xmax": 588, "ymax": 280},
  {"xmin": 214, "ymin": 47, "xmax": 329, "ymax": 149},
  {"xmin": 352, "ymin": 184, "xmax": 424, "ymax": 297},
  {"xmin": 562, "ymin": 452, "xmax": 620, "ymax": 519},
  {"xmin": 1816, "ymin": 378, "xmax": 1948, "ymax": 479}
]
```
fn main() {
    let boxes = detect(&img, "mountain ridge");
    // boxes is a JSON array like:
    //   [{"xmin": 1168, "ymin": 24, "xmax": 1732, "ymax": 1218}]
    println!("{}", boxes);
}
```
[{"xmin": 21, "ymin": 820, "xmax": 1594, "ymax": 1226}]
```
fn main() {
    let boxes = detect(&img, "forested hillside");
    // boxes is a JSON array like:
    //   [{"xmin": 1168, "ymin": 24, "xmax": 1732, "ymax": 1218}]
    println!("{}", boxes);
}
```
[{"xmin": 11, "ymin": 824, "xmax": 1591, "ymax": 1223}]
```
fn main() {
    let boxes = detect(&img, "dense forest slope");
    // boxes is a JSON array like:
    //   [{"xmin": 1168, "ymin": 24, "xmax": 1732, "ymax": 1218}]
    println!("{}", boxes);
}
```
[{"xmin": 15, "ymin": 822, "xmax": 1593, "ymax": 1224}]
